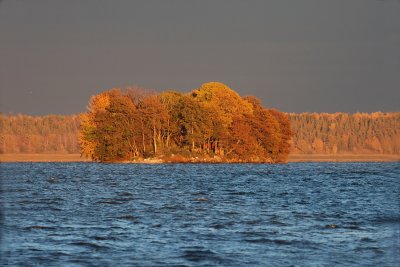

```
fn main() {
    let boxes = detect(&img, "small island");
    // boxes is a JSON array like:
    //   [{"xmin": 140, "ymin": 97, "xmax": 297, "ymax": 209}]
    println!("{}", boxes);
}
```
[{"xmin": 79, "ymin": 82, "xmax": 292, "ymax": 163}]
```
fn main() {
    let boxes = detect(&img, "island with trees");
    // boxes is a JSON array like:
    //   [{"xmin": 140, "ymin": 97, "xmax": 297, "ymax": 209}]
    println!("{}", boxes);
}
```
[{"xmin": 79, "ymin": 82, "xmax": 292, "ymax": 163}]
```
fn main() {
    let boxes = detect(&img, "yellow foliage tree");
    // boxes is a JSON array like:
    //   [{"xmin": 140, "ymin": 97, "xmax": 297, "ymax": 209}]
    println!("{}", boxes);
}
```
[
  {"xmin": 79, "ymin": 92, "xmax": 111, "ymax": 159},
  {"xmin": 191, "ymin": 82, "xmax": 253, "ymax": 128}
]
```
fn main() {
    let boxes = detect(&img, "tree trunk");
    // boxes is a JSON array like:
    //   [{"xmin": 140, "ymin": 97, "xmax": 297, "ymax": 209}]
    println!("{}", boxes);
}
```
[
  {"xmin": 142, "ymin": 132, "xmax": 146, "ymax": 153},
  {"xmin": 166, "ymin": 119, "xmax": 170, "ymax": 148},
  {"xmin": 191, "ymin": 126, "xmax": 195, "ymax": 151},
  {"xmin": 153, "ymin": 123, "xmax": 157, "ymax": 155}
]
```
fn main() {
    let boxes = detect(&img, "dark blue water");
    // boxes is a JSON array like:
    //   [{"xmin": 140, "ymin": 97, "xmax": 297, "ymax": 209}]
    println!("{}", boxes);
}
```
[{"xmin": 1, "ymin": 162, "xmax": 399, "ymax": 266}]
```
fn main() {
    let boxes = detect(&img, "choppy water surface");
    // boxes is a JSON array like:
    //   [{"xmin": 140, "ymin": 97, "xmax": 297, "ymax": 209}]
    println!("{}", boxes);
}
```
[{"xmin": 1, "ymin": 162, "xmax": 399, "ymax": 266}]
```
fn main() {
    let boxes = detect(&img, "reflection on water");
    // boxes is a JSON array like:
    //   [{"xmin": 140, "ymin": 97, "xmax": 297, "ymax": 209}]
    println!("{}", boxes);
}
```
[{"xmin": 1, "ymin": 162, "xmax": 399, "ymax": 266}]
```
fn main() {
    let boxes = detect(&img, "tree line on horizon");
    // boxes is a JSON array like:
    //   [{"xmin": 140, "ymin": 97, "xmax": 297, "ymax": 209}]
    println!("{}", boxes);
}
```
[
  {"xmin": 0, "ymin": 114, "xmax": 80, "ymax": 154},
  {"xmin": 1, "ymin": 88, "xmax": 399, "ymax": 158},
  {"xmin": 289, "ymin": 112, "xmax": 400, "ymax": 154}
]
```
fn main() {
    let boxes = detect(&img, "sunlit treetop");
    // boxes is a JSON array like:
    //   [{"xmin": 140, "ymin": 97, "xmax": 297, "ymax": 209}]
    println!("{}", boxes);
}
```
[
  {"xmin": 191, "ymin": 82, "xmax": 253, "ymax": 127},
  {"xmin": 87, "ymin": 91, "xmax": 111, "ymax": 114}
]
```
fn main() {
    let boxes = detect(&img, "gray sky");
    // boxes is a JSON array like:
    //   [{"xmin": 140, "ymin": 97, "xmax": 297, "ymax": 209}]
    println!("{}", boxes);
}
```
[{"xmin": 0, "ymin": 0, "xmax": 399, "ymax": 115}]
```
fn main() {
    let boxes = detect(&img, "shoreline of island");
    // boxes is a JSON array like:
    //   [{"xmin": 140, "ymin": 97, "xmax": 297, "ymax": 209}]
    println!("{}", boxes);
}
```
[{"xmin": 1, "ymin": 153, "xmax": 399, "ymax": 163}]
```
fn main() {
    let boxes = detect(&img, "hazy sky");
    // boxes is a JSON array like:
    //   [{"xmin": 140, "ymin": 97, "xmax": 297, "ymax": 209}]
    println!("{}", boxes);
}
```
[{"xmin": 0, "ymin": 0, "xmax": 399, "ymax": 115}]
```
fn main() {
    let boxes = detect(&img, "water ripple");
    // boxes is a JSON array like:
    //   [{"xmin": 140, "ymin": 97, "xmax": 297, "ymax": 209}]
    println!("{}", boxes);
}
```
[{"xmin": 1, "ymin": 162, "xmax": 399, "ymax": 266}]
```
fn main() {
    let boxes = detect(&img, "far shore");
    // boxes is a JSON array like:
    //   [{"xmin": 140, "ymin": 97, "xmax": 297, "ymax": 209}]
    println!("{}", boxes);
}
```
[
  {"xmin": 0, "ymin": 153, "xmax": 399, "ymax": 163},
  {"xmin": 0, "ymin": 153, "xmax": 87, "ymax": 162},
  {"xmin": 288, "ymin": 154, "xmax": 399, "ymax": 162}
]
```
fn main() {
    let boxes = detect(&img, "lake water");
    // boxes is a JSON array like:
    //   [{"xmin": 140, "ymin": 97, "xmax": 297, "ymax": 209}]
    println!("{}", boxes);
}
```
[{"xmin": 1, "ymin": 162, "xmax": 399, "ymax": 266}]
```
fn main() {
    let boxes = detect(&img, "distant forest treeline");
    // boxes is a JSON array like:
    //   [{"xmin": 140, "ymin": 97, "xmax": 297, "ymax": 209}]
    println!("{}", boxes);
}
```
[
  {"xmin": 0, "ymin": 114, "xmax": 80, "ymax": 154},
  {"xmin": 288, "ymin": 112, "xmax": 400, "ymax": 154},
  {"xmin": 1, "ymin": 110, "xmax": 399, "ymax": 156}
]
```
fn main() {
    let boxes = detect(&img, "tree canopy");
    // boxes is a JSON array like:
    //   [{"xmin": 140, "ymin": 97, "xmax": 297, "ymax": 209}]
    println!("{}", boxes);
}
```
[{"xmin": 79, "ymin": 82, "xmax": 292, "ymax": 163}]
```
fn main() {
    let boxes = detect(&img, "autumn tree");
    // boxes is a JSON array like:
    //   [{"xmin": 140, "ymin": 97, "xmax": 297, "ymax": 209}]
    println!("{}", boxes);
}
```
[
  {"xmin": 269, "ymin": 109, "xmax": 293, "ymax": 162},
  {"xmin": 159, "ymin": 91, "xmax": 183, "ymax": 148},
  {"xmin": 137, "ymin": 93, "xmax": 169, "ymax": 155},
  {"xmin": 80, "ymin": 89, "xmax": 140, "ymax": 161},
  {"xmin": 172, "ymin": 95, "xmax": 212, "ymax": 151},
  {"xmin": 191, "ymin": 82, "xmax": 253, "ymax": 155},
  {"xmin": 244, "ymin": 96, "xmax": 284, "ymax": 162}
]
